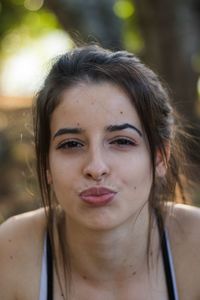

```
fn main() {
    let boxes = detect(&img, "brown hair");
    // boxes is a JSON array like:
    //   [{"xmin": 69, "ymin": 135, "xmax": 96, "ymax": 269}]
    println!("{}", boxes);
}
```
[{"xmin": 33, "ymin": 45, "xmax": 188, "ymax": 298}]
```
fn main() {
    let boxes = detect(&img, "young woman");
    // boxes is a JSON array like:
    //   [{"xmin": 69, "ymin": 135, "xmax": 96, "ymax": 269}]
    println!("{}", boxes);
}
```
[{"xmin": 0, "ymin": 45, "xmax": 200, "ymax": 300}]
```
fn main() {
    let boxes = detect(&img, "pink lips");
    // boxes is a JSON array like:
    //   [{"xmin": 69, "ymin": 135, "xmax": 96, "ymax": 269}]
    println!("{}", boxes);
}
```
[{"xmin": 79, "ymin": 187, "xmax": 117, "ymax": 206}]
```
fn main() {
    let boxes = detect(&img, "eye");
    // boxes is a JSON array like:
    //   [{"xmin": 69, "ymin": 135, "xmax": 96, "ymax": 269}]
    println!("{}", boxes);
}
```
[
  {"xmin": 110, "ymin": 138, "xmax": 137, "ymax": 147},
  {"xmin": 56, "ymin": 140, "xmax": 84, "ymax": 150}
]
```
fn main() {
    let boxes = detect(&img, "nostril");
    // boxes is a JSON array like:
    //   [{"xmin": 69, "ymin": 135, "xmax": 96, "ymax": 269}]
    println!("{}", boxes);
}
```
[
  {"xmin": 86, "ymin": 172, "xmax": 106, "ymax": 180},
  {"xmin": 84, "ymin": 169, "xmax": 109, "ymax": 181}
]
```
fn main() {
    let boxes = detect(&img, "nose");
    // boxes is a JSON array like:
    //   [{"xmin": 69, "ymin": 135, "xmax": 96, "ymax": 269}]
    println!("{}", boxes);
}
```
[{"xmin": 82, "ymin": 147, "xmax": 110, "ymax": 181}]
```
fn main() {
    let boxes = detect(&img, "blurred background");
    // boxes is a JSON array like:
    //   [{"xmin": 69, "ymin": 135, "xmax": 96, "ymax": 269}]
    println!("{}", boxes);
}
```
[{"xmin": 0, "ymin": 0, "xmax": 200, "ymax": 222}]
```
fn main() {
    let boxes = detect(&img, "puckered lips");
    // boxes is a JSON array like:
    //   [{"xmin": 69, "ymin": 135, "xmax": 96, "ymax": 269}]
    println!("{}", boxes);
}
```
[{"xmin": 79, "ymin": 187, "xmax": 117, "ymax": 206}]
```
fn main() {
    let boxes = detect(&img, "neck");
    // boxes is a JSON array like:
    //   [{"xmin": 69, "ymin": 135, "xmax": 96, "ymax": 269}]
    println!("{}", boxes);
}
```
[{"xmin": 63, "ymin": 205, "xmax": 157, "ymax": 283}]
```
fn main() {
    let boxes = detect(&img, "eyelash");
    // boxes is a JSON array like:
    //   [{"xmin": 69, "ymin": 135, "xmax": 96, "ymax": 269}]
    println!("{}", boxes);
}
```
[
  {"xmin": 110, "ymin": 138, "xmax": 137, "ymax": 147},
  {"xmin": 56, "ymin": 137, "xmax": 137, "ymax": 150},
  {"xmin": 57, "ymin": 140, "xmax": 84, "ymax": 150}
]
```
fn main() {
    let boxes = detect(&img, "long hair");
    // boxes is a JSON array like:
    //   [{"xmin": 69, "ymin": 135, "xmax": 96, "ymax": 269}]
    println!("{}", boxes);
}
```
[{"xmin": 33, "ymin": 45, "xmax": 188, "ymax": 298}]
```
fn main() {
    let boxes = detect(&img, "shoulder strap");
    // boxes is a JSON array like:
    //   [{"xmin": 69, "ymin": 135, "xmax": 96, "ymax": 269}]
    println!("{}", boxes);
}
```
[
  {"xmin": 156, "ymin": 210, "xmax": 179, "ymax": 300},
  {"xmin": 39, "ymin": 235, "xmax": 47, "ymax": 300},
  {"xmin": 47, "ymin": 232, "xmax": 53, "ymax": 300}
]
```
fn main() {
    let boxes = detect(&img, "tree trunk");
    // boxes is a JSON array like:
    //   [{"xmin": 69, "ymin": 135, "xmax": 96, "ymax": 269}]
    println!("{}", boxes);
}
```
[
  {"xmin": 133, "ymin": 0, "xmax": 200, "ymax": 123},
  {"xmin": 44, "ymin": 0, "xmax": 123, "ymax": 49}
]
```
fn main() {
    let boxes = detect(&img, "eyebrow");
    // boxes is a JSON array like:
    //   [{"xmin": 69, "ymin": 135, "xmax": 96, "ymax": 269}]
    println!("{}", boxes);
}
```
[
  {"xmin": 53, "ymin": 123, "xmax": 143, "ymax": 139},
  {"xmin": 106, "ymin": 123, "xmax": 143, "ymax": 137},
  {"xmin": 53, "ymin": 127, "xmax": 84, "ymax": 139}
]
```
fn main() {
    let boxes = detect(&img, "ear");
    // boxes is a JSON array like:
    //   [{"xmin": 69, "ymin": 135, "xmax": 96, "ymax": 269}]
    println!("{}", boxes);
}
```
[
  {"xmin": 46, "ymin": 169, "xmax": 53, "ymax": 184},
  {"xmin": 156, "ymin": 144, "xmax": 170, "ymax": 177}
]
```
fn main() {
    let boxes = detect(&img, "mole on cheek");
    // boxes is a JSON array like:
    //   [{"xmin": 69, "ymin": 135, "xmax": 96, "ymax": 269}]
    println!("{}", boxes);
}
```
[{"xmin": 120, "ymin": 111, "xmax": 123, "ymax": 114}]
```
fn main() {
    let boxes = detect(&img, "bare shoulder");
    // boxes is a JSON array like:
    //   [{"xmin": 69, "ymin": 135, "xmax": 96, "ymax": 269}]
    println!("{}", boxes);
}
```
[
  {"xmin": 166, "ymin": 203, "xmax": 200, "ymax": 299},
  {"xmin": 167, "ymin": 203, "xmax": 200, "ymax": 240},
  {"xmin": 0, "ymin": 208, "xmax": 46, "ymax": 253},
  {"xmin": 0, "ymin": 208, "xmax": 46, "ymax": 300},
  {"xmin": 0, "ymin": 208, "xmax": 46, "ymax": 238}
]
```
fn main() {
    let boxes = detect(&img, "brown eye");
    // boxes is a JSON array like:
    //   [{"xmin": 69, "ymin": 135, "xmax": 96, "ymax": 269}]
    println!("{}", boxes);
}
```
[
  {"xmin": 110, "ymin": 138, "xmax": 136, "ymax": 146},
  {"xmin": 57, "ymin": 140, "xmax": 84, "ymax": 150}
]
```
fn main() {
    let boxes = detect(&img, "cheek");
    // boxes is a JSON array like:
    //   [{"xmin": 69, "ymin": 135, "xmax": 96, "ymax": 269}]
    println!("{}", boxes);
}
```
[
  {"xmin": 49, "ymin": 154, "xmax": 78, "ymax": 177},
  {"xmin": 120, "ymin": 162, "xmax": 153, "ymax": 205},
  {"xmin": 122, "ymin": 170, "xmax": 152, "ymax": 193},
  {"xmin": 49, "ymin": 167, "xmax": 75, "ymax": 208},
  {"xmin": 49, "ymin": 156, "xmax": 81, "ymax": 197},
  {"xmin": 121, "ymin": 153, "xmax": 152, "ymax": 186}
]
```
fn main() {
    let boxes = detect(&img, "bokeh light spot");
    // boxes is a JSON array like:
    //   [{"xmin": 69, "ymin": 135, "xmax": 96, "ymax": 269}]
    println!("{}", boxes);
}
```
[
  {"xmin": 113, "ymin": 0, "xmax": 135, "ymax": 19},
  {"xmin": 0, "ymin": 30, "xmax": 73, "ymax": 98},
  {"xmin": 24, "ymin": 0, "xmax": 44, "ymax": 11}
]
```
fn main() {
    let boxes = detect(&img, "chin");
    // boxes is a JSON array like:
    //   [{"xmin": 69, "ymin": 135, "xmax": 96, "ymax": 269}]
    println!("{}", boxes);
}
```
[{"xmin": 80, "ymin": 214, "xmax": 125, "ymax": 232}]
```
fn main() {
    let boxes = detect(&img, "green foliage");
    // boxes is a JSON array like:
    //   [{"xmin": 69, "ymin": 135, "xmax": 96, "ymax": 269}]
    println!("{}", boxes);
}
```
[
  {"xmin": 10, "ymin": 0, "xmax": 24, "ymax": 5},
  {"xmin": 0, "ymin": 0, "xmax": 24, "ymax": 37},
  {"xmin": 0, "ymin": 0, "xmax": 59, "ymax": 55},
  {"xmin": 123, "ymin": 27, "xmax": 144, "ymax": 53},
  {"xmin": 113, "ymin": 0, "xmax": 144, "ymax": 54},
  {"xmin": 20, "ymin": 10, "xmax": 59, "ymax": 37},
  {"xmin": 113, "ymin": 0, "xmax": 134, "ymax": 19}
]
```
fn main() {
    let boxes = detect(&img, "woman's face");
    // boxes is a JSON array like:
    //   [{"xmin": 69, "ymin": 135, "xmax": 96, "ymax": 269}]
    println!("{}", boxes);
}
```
[{"xmin": 48, "ymin": 81, "xmax": 153, "ymax": 230}]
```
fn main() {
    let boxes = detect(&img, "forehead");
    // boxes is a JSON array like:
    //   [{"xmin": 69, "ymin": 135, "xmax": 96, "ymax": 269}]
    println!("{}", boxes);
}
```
[{"xmin": 50, "ymin": 82, "xmax": 142, "ymax": 130}]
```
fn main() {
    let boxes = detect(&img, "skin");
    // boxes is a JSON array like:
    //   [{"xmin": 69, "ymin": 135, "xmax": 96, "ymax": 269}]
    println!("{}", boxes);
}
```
[
  {"xmin": 0, "ymin": 82, "xmax": 200, "ymax": 300},
  {"xmin": 48, "ymin": 82, "xmax": 153, "ymax": 231}
]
